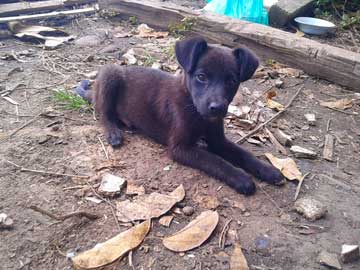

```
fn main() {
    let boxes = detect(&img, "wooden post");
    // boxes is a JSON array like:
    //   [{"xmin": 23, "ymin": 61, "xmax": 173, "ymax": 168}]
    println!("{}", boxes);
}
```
[{"xmin": 99, "ymin": 0, "xmax": 360, "ymax": 92}]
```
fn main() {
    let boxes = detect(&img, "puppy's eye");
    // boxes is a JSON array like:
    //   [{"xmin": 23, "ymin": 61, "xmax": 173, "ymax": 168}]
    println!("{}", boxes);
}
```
[{"xmin": 196, "ymin": 74, "xmax": 207, "ymax": 82}]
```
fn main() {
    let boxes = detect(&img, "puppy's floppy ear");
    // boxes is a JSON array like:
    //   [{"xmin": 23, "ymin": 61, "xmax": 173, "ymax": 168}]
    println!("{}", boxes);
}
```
[
  {"xmin": 175, "ymin": 37, "xmax": 207, "ymax": 73},
  {"xmin": 233, "ymin": 47, "xmax": 259, "ymax": 82}
]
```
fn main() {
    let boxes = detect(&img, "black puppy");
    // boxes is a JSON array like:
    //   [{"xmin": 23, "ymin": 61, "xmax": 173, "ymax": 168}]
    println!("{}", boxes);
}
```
[{"xmin": 77, "ymin": 37, "xmax": 283, "ymax": 195}]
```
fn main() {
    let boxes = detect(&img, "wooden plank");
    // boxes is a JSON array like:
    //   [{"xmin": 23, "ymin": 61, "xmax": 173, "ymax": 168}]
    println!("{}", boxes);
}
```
[
  {"xmin": 0, "ymin": 0, "xmax": 97, "ymax": 17},
  {"xmin": 0, "ymin": 5, "xmax": 99, "ymax": 23},
  {"xmin": 99, "ymin": 0, "xmax": 360, "ymax": 92}
]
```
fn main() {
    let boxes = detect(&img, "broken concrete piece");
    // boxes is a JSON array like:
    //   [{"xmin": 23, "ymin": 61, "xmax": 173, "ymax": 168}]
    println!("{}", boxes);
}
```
[
  {"xmin": 318, "ymin": 250, "xmax": 342, "ymax": 270},
  {"xmin": 98, "ymin": 173, "xmax": 126, "ymax": 196},
  {"xmin": 323, "ymin": 134, "xmax": 334, "ymax": 161},
  {"xmin": 274, "ymin": 129, "xmax": 293, "ymax": 146},
  {"xmin": 341, "ymin": 244, "xmax": 359, "ymax": 263},
  {"xmin": 268, "ymin": 0, "xmax": 315, "ymax": 27},
  {"xmin": 304, "ymin": 113, "xmax": 316, "ymax": 126},
  {"xmin": 0, "ymin": 213, "xmax": 14, "ymax": 229},
  {"xmin": 294, "ymin": 197, "xmax": 327, "ymax": 221},
  {"xmin": 290, "ymin": 145, "xmax": 317, "ymax": 159}
]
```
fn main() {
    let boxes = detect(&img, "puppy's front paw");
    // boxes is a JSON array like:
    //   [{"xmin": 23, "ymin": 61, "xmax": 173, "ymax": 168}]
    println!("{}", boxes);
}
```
[
  {"xmin": 232, "ymin": 175, "xmax": 256, "ymax": 196},
  {"xmin": 106, "ymin": 129, "xmax": 123, "ymax": 147},
  {"xmin": 259, "ymin": 165, "xmax": 285, "ymax": 186}
]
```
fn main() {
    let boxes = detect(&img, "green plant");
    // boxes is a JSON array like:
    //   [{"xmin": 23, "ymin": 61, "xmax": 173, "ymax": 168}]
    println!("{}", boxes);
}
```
[
  {"xmin": 166, "ymin": 43, "xmax": 176, "ymax": 60},
  {"xmin": 128, "ymin": 16, "xmax": 138, "ymax": 25},
  {"xmin": 53, "ymin": 89, "xmax": 92, "ymax": 111},
  {"xmin": 169, "ymin": 17, "xmax": 197, "ymax": 37},
  {"xmin": 142, "ymin": 53, "xmax": 157, "ymax": 66}
]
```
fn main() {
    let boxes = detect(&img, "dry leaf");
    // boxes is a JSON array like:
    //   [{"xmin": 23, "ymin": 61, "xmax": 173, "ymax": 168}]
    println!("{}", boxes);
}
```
[
  {"xmin": 136, "ymin": 23, "xmax": 168, "ymax": 38},
  {"xmin": 194, "ymin": 194, "xmax": 220, "ymax": 209},
  {"xmin": 320, "ymin": 98, "xmax": 353, "ymax": 110},
  {"xmin": 163, "ymin": 210, "xmax": 219, "ymax": 252},
  {"xmin": 72, "ymin": 220, "xmax": 151, "ymax": 269},
  {"xmin": 116, "ymin": 185, "xmax": 185, "ymax": 222},
  {"xmin": 230, "ymin": 243, "xmax": 249, "ymax": 270},
  {"xmin": 126, "ymin": 182, "xmax": 145, "ymax": 195},
  {"xmin": 266, "ymin": 90, "xmax": 285, "ymax": 111},
  {"xmin": 265, "ymin": 153, "xmax": 302, "ymax": 181},
  {"xmin": 159, "ymin": 215, "xmax": 174, "ymax": 227}
]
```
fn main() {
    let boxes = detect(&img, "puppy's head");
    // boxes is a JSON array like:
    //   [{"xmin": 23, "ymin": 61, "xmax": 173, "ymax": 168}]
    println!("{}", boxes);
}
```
[{"xmin": 175, "ymin": 37, "xmax": 259, "ymax": 119}]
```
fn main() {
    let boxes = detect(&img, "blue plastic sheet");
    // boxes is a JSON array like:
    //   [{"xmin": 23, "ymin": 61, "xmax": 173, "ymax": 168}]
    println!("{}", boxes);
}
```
[{"xmin": 204, "ymin": 0, "xmax": 269, "ymax": 25}]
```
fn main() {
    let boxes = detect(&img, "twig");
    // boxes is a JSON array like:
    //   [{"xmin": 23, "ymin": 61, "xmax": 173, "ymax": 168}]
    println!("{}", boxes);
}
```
[
  {"xmin": 326, "ymin": 119, "xmax": 332, "ymax": 132},
  {"xmin": 6, "ymin": 160, "xmax": 90, "ymax": 179},
  {"xmin": 237, "ymin": 85, "xmax": 305, "ymax": 144},
  {"xmin": 294, "ymin": 172, "xmax": 310, "ymax": 201},
  {"xmin": 8, "ymin": 112, "xmax": 42, "ymax": 137},
  {"xmin": 218, "ymin": 218, "xmax": 233, "ymax": 249},
  {"xmin": 29, "ymin": 205, "xmax": 99, "ymax": 221},
  {"xmin": 128, "ymin": 251, "xmax": 135, "ymax": 270},
  {"xmin": 98, "ymin": 136, "xmax": 109, "ymax": 160},
  {"xmin": 323, "ymin": 106, "xmax": 357, "ymax": 115}
]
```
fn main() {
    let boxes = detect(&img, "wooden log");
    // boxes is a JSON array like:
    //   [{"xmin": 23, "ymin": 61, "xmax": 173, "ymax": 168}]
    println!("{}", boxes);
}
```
[
  {"xmin": 0, "ymin": 0, "xmax": 97, "ymax": 17},
  {"xmin": 99, "ymin": 0, "xmax": 360, "ymax": 92},
  {"xmin": 0, "ymin": 5, "xmax": 99, "ymax": 23}
]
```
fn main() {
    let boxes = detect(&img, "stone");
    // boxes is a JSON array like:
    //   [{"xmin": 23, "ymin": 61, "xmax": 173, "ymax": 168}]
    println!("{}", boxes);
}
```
[
  {"xmin": 75, "ymin": 35, "xmax": 102, "ymax": 47},
  {"xmin": 304, "ymin": 113, "xmax": 316, "ymax": 126},
  {"xmin": 0, "ymin": 213, "xmax": 14, "ymax": 229},
  {"xmin": 182, "ymin": 206, "xmax": 194, "ymax": 216},
  {"xmin": 294, "ymin": 197, "xmax": 327, "ymax": 221},
  {"xmin": 275, "ymin": 79, "xmax": 284, "ymax": 88},
  {"xmin": 290, "ymin": 145, "xmax": 317, "ymax": 159},
  {"xmin": 341, "ymin": 244, "xmax": 359, "ymax": 263},
  {"xmin": 254, "ymin": 235, "xmax": 271, "ymax": 256},
  {"xmin": 98, "ymin": 173, "xmax": 126, "ymax": 196},
  {"xmin": 318, "ymin": 251, "xmax": 342, "ymax": 269},
  {"xmin": 268, "ymin": 0, "xmax": 315, "ymax": 27}
]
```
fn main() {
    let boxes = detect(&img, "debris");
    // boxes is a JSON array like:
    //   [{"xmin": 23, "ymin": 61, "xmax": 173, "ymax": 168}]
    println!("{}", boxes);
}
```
[
  {"xmin": 228, "ymin": 104, "xmax": 250, "ymax": 118},
  {"xmin": 254, "ymin": 235, "xmax": 271, "ymax": 256},
  {"xmin": 230, "ymin": 243, "xmax": 249, "ymax": 270},
  {"xmin": 265, "ymin": 128, "xmax": 287, "ymax": 155},
  {"xmin": 194, "ymin": 194, "xmax": 220, "ymax": 209},
  {"xmin": 72, "ymin": 220, "xmax": 151, "ymax": 269},
  {"xmin": 323, "ymin": 134, "xmax": 334, "ymax": 161},
  {"xmin": 151, "ymin": 62, "xmax": 162, "ymax": 69},
  {"xmin": 277, "ymin": 67, "xmax": 302, "ymax": 77},
  {"xmin": 159, "ymin": 215, "xmax": 174, "ymax": 227},
  {"xmin": 0, "ymin": 213, "xmax": 14, "ymax": 229},
  {"xmin": 294, "ymin": 198, "xmax": 327, "ymax": 221},
  {"xmin": 265, "ymin": 153, "xmax": 302, "ymax": 181},
  {"xmin": 116, "ymin": 185, "xmax": 185, "ymax": 222},
  {"xmin": 294, "ymin": 172, "xmax": 310, "ymax": 201},
  {"xmin": 318, "ymin": 251, "xmax": 342, "ymax": 270},
  {"xmin": 290, "ymin": 145, "xmax": 317, "ymax": 159},
  {"xmin": 163, "ymin": 164, "xmax": 172, "ymax": 171},
  {"xmin": 320, "ymin": 98, "xmax": 353, "ymax": 111},
  {"xmin": 98, "ymin": 173, "xmax": 126, "ymax": 196},
  {"xmin": 126, "ymin": 182, "xmax": 145, "ymax": 196},
  {"xmin": 122, "ymin": 49, "xmax": 137, "ymax": 65},
  {"xmin": 246, "ymin": 137, "xmax": 262, "ymax": 145},
  {"xmin": 182, "ymin": 206, "xmax": 195, "ymax": 216},
  {"xmin": 275, "ymin": 79, "xmax": 284, "ymax": 88},
  {"xmin": 75, "ymin": 35, "xmax": 102, "ymax": 47},
  {"xmin": 273, "ymin": 129, "xmax": 293, "ymax": 146},
  {"xmin": 304, "ymin": 113, "xmax": 316, "ymax": 126},
  {"xmin": 85, "ymin": 196, "xmax": 103, "ymax": 204},
  {"xmin": 8, "ymin": 21, "xmax": 74, "ymax": 49},
  {"xmin": 29, "ymin": 205, "xmax": 99, "ymax": 222},
  {"xmin": 163, "ymin": 210, "xmax": 219, "ymax": 252},
  {"xmin": 219, "ymin": 219, "xmax": 233, "ymax": 249},
  {"xmin": 341, "ymin": 244, "xmax": 359, "ymax": 263},
  {"xmin": 266, "ymin": 90, "xmax": 285, "ymax": 111},
  {"xmin": 136, "ymin": 23, "xmax": 168, "ymax": 38}
]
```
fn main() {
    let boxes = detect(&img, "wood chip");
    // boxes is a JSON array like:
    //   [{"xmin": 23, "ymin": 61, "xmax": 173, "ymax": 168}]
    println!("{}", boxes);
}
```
[
  {"xmin": 323, "ymin": 134, "xmax": 334, "ymax": 161},
  {"xmin": 273, "ymin": 129, "xmax": 293, "ymax": 146},
  {"xmin": 159, "ymin": 215, "xmax": 174, "ymax": 227},
  {"xmin": 265, "ymin": 128, "xmax": 287, "ymax": 155},
  {"xmin": 320, "ymin": 98, "xmax": 353, "ymax": 110},
  {"xmin": 290, "ymin": 145, "xmax": 317, "ymax": 159}
]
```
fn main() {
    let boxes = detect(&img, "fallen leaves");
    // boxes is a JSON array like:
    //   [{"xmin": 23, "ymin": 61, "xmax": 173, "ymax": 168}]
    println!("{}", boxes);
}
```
[
  {"xmin": 320, "ymin": 98, "xmax": 353, "ymax": 110},
  {"xmin": 163, "ymin": 210, "xmax": 219, "ymax": 252},
  {"xmin": 116, "ymin": 185, "xmax": 185, "ymax": 222},
  {"xmin": 230, "ymin": 244, "xmax": 249, "ymax": 270},
  {"xmin": 136, "ymin": 23, "xmax": 168, "ymax": 38},
  {"xmin": 265, "ymin": 153, "xmax": 302, "ymax": 181},
  {"xmin": 72, "ymin": 220, "xmax": 151, "ymax": 269},
  {"xmin": 266, "ymin": 90, "xmax": 285, "ymax": 111}
]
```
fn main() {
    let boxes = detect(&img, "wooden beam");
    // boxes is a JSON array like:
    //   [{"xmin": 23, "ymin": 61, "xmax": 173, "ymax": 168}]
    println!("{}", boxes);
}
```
[
  {"xmin": 0, "ymin": 0, "xmax": 97, "ymax": 17},
  {"xmin": 99, "ymin": 0, "xmax": 360, "ymax": 91}
]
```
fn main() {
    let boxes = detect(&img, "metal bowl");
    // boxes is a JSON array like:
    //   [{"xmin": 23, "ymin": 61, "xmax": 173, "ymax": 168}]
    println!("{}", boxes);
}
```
[{"xmin": 294, "ymin": 17, "xmax": 336, "ymax": 35}]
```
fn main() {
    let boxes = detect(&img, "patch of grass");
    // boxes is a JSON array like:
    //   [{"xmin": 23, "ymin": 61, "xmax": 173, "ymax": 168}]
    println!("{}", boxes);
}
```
[
  {"xmin": 142, "ymin": 53, "xmax": 157, "ymax": 66},
  {"xmin": 166, "ymin": 43, "xmax": 176, "ymax": 60},
  {"xmin": 169, "ymin": 17, "xmax": 197, "ymax": 38},
  {"xmin": 128, "ymin": 16, "xmax": 138, "ymax": 25},
  {"xmin": 53, "ymin": 89, "xmax": 92, "ymax": 111}
]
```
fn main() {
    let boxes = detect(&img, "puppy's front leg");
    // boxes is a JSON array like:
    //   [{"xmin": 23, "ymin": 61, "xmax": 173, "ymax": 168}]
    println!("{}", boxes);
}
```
[{"xmin": 169, "ymin": 146, "xmax": 256, "ymax": 195}]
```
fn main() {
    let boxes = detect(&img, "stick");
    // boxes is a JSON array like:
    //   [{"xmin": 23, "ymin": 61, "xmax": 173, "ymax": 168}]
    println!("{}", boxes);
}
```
[
  {"xmin": 323, "ymin": 106, "xmax": 356, "ymax": 115},
  {"xmin": 326, "ymin": 119, "xmax": 332, "ymax": 132},
  {"xmin": 236, "ymin": 85, "xmax": 305, "ymax": 144},
  {"xmin": 294, "ymin": 172, "xmax": 310, "ymax": 201},
  {"xmin": 98, "ymin": 136, "xmax": 109, "ymax": 160},
  {"xmin": 29, "ymin": 205, "xmax": 99, "ymax": 221},
  {"xmin": 8, "ymin": 113, "xmax": 42, "ymax": 137},
  {"xmin": 6, "ymin": 160, "xmax": 90, "ymax": 179},
  {"xmin": 0, "ymin": 5, "xmax": 99, "ymax": 23},
  {"xmin": 218, "ymin": 218, "xmax": 232, "ymax": 249},
  {"xmin": 265, "ymin": 128, "xmax": 287, "ymax": 155}
]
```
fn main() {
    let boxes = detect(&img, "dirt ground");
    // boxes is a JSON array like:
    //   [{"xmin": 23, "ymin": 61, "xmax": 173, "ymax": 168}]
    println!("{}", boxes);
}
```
[{"xmin": 1, "ymin": 10, "xmax": 360, "ymax": 270}]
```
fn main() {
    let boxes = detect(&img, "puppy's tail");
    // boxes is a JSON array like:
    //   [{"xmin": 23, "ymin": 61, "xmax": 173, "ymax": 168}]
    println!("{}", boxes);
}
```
[{"xmin": 75, "ymin": 79, "xmax": 93, "ymax": 103}]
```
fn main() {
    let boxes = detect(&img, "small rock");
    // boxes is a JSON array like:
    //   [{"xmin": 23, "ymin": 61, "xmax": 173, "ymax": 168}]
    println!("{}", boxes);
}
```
[
  {"xmin": 244, "ymin": 211, "xmax": 251, "ymax": 217},
  {"xmin": 304, "ymin": 113, "xmax": 316, "ymax": 126},
  {"xmin": 75, "ymin": 35, "xmax": 102, "ymax": 47},
  {"xmin": 151, "ymin": 62, "xmax": 162, "ymax": 69},
  {"xmin": 254, "ymin": 235, "xmax": 271, "ymax": 256},
  {"xmin": 182, "ymin": 206, "xmax": 194, "ymax": 216},
  {"xmin": 294, "ymin": 197, "xmax": 327, "ymax": 221},
  {"xmin": 38, "ymin": 135, "xmax": 49, "ymax": 144},
  {"xmin": 275, "ymin": 79, "xmax": 284, "ymax": 88},
  {"xmin": 318, "ymin": 250, "xmax": 342, "ymax": 269},
  {"xmin": 98, "ymin": 173, "xmax": 126, "ymax": 196},
  {"xmin": 0, "ymin": 213, "xmax": 14, "ymax": 229},
  {"xmin": 341, "ymin": 244, "xmax": 359, "ymax": 263},
  {"xmin": 290, "ymin": 145, "xmax": 317, "ymax": 159}
]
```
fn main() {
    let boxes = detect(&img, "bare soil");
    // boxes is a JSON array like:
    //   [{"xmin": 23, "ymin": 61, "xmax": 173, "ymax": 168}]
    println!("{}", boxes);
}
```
[{"xmin": 1, "ymin": 11, "xmax": 360, "ymax": 270}]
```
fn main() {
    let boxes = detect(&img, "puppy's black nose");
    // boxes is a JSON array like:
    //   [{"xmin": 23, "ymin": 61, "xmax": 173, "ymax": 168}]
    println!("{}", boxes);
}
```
[{"xmin": 209, "ymin": 102, "xmax": 226, "ymax": 116}]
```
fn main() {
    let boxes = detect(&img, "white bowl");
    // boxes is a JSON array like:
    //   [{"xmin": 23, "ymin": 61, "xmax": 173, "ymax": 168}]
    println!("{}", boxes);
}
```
[{"xmin": 294, "ymin": 17, "xmax": 336, "ymax": 35}]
